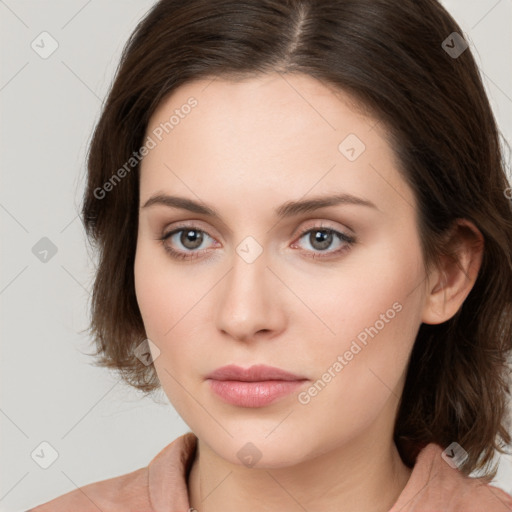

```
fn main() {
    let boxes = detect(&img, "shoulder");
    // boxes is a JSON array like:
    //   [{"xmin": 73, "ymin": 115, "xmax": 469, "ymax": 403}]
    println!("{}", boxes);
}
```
[
  {"xmin": 391, "ymin": 442, "xmax": 512, "ymax": 512},
  {"xmin": 26, "ymin": 465, "xmax": 151, "ymax": 512},
  {"xmin": 26, "ymin": 433, "xmax": 197, "ymax": 512}
]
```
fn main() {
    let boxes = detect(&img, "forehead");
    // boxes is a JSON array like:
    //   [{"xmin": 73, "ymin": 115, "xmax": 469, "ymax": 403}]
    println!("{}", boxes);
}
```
[
  {"xmin": 139, "ymin": 72, "xmax": 413, "ymax": 217},
  {"xmin": 145, "ymin": 72, "xmax": 373, "ymax": 149}
]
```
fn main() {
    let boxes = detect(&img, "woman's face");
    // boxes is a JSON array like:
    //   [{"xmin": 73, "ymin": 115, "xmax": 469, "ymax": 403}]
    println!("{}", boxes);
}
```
[{"xmin": 134, "ymin": 72, "xmax": 429, "ymax": 467}]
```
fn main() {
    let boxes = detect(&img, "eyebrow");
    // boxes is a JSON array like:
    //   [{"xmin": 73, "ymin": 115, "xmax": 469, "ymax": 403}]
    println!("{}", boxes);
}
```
[{"xmin": 141, "ymin": 192, "xmax": 378, "ymax": 219}]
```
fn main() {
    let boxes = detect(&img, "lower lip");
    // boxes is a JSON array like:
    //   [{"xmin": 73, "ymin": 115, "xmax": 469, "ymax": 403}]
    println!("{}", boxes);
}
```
[{"xmin": 207, "ymin": 379, "xmax": 306, "ymax": 407}]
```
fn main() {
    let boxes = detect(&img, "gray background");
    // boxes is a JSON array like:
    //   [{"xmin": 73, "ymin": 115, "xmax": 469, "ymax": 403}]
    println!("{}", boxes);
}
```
[{"xmin": 1, "ymin": 1, "xmax": 511, "ymax": 510}]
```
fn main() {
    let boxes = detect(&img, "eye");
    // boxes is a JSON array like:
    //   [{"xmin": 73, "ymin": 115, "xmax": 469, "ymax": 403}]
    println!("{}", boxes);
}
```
[
  {"xmin": 158, "ymin": 226, "xmax": 217, "ymax": 261},
  {"xmin": 291, "ymin": 226, "xmax": 356, "ymax": 259},
  {"xmin": 157, "ymin": 223, "xmax": 356, "ymax": 261}
]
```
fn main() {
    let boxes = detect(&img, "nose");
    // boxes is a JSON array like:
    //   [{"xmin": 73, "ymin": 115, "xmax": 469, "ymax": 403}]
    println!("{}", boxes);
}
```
[{"xmin": 215, "ymin": 246, "xmax": 287, "ymax": 343}]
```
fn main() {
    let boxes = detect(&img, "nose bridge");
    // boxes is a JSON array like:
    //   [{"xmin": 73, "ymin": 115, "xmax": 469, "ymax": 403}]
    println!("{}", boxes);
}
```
[{"xmin": 215, "ymin": 238, "xmax": 283, "ymax": 340}]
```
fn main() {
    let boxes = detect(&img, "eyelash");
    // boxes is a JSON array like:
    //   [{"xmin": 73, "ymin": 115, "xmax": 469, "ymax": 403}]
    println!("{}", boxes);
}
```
[{"xmin": 157, "ymin": 223, "xmax": 356, "ymax": 261}]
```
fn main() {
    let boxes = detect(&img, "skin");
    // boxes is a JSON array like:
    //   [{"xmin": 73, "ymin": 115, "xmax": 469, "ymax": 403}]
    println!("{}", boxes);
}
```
[{"xmin": 134, "ymin": 72, "xmax": 483, "ymax": 512}]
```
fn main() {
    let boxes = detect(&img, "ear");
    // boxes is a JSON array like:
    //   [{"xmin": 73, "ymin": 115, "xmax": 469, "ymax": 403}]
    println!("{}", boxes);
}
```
[{"xmin": 421, "ymin": 219, "xmax": 484, "ymax": 325}]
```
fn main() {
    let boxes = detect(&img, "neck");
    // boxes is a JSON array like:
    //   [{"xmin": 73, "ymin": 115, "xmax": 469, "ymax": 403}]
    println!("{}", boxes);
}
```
[{"xmin": 187, "ymin": 433, "xmax": 412, "ymax": 512}]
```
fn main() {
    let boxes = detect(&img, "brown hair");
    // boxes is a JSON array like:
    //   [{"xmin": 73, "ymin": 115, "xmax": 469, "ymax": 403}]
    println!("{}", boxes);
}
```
[{"xmin": 81, "ymin": 0, "xmax": 512, "ymax": 479}]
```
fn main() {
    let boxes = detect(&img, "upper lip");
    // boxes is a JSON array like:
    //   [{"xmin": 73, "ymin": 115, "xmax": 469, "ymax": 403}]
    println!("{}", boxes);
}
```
[{"xmin": 206, "ymin": 364, "xmax": 307, "ymax": 382}]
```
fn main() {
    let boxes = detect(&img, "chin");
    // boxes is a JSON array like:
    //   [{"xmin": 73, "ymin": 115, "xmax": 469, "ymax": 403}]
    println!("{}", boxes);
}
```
[{"xmin": 195, "ymin": 425, "xmax": 315, "ymax": 469}]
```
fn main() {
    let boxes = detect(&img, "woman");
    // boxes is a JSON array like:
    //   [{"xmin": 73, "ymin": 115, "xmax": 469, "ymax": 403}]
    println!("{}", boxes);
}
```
[{"xmin": 28, "ymin": 0, "xmax": 512, "ymax": 510}]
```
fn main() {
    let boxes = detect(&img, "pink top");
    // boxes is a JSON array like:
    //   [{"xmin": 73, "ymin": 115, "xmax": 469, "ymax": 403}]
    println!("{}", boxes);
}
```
[{"xmin": 28, "ymin": 432, "xmax": 512, "ymax": 511}]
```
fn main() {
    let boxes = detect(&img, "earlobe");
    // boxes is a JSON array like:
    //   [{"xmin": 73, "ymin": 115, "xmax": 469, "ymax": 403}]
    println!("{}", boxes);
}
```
[{"xmin": 421, "ymin": 219, "xmax": 484, "ymax": 325}]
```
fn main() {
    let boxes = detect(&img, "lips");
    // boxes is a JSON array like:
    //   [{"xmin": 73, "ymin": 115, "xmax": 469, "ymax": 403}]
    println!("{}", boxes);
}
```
[
  {"xmin": 206, "ymin": 364, "xmax": 306, "ymax": 382},
  {"xmin": 205, "ymin": 364, "xmax": 309, "ymax": 408}
]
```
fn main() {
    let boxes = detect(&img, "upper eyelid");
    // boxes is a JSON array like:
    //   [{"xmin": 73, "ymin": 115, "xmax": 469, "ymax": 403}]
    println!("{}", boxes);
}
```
[
  {"xmin": 163, "ymin": 222, "xmax": 353, "ymax": 246},
  {"xmin": 162, "ymin": 222, "xmax": 218, "ymax": 242},
  {"xmin": 162, "ymin": 217, "xmax": 354, "ymax": 237}
]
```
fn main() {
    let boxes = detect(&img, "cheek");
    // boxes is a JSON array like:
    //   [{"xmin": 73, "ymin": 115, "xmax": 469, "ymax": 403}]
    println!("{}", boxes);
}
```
[
  {"xmin": 134, "ymin": 240, "xmax": 197, "ymax": 339},
  {"xmin": 304, "ymin": 237, "xmax": 419, "ymax": 354},
  {"xmin": 300, "ymin": 301, "xmax": 419, "ymax": 442},
  {"xmin": 134, "ymin": 242, "xmax": 209, "ymax": 379},
  {"xmin": 300, "ymin": 238, "xmax": 425, "ymax": 410},
  {"xmin": 308, "ymin": 234, "xmax": 423, "ymax": 345},
  {"xmin": 134, "ymin": 251, "xmax": 193, "ymax": 409},
  {"xmin": 134, "ymin": 243, "xmax": 183, "ymax": 376},
  {"xmin": 133, "ymin": 259, "xmax": 167, "ymax": 339}
]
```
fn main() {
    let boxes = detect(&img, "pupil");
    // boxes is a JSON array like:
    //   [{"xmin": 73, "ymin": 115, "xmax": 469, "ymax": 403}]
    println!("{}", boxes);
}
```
[
  {"xmin": 312, "ymin": 230, "xmax": 332, "ymax": 250},
  {"xmin": 182, "ymin": 230, "xmax": 203, "ymax": 249}
]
